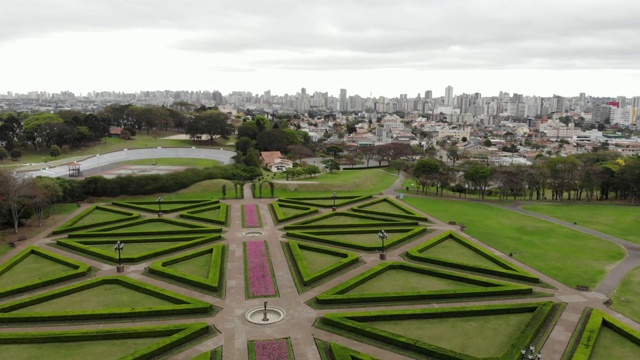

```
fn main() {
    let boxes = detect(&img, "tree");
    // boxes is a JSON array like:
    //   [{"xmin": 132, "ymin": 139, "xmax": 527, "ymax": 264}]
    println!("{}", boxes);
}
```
[
  {"xmin": 49, "ymin": 145, "xmax": 61, "ymax": 158},
  {"xmin": 464, "ymin": 163, "xmax": 493, "ymax": 199},
  {"xmin": 287, "ymin": 144, "xmax": 314, "ymax": 162},
  {"xmin": 325, "ymin": 145, "xmax": 343, "ymax": 159},
  {"xmin": 303, "ymin": 165, "xmax": 321, "ymax": 178},
  {"xmin": 483, "ymin": 138, "xmax": 493, "ymax": 147},
  {"xmin": 461, "ymin": 136, "xmax": 468, "ymax": 143},
  {"xmin": 256, "ymin": 129, "xmax": 288, "ymax": 151},
  {"xmin": 237, "ymin": 123, "xmax": 259, "ymax": 140},
  {"xmin": 235, "ymin": 137, "xmax": 254, "ymax": 156},
  {"xmin": 390, "ymin": 159, "xmax": 408, "ymax": 175},
  {"xmin": 31, "ymin": 177, "xmax": 62, "ymax": 226},
  {"xmin": 446, "ymin": 146, "xmax": 461, "ymax": 166},
  {"xmin": 10, "ymin": 149, "xmax": 22, "ymax": 160},
  {"xmin": 120, "ymin": 129, "xmax": 132, "ymax": 140},
  {"xmin": 321, "ymin": 159, "xmax": 340, "ymax": 173},
  {"xmin": 412, "ymin": 158, "xmax": 442, "ymax": 194},
  {"xmin": 185, "ymin": 111, "xmax": 234, "ymax": 145},
  {"xmin": 0, "ymin": 147, "xmax": 9, "ymax": 163},
  {"xmin": 0, "ymin": 170, "xmax": 34, "ymax": 233}
]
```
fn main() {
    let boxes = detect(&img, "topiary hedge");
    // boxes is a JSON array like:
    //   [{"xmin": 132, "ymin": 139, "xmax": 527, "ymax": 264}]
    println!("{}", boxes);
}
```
[
  {"xmin": 283, "ymin": 211, "xmax": 418, "ymax": 231},
  {"xmin": 270, "ymin": 201, "xmax": 318, "ymax": 223},
  {"xmin": 0, "ymin": 246, "xmax": 91, "ymax": 299},
  {"xmin": 179, "ymin": 203, "xmax": 230, "ymax": 226},
  {"xmin": 315, "ymin": 261, "xmax": 532, "ymax": 305},
  {"xmin": 287, "ymin": 241, "xmax": 359, "ymax": 286},
  {"xmin": 67, "ymin": 217, "xmax": 222, "ymax": 237},
  {"xmin": 52, "ymin": 205, "xmax": 140, "ymax": 235},
  {"xmin": 112, "ymin": 199, "xmax": 219, "ymax": 214},
  {"xmin": 192, "ymin": 346, "xmax": 223, "ymax": 360},
  {"xmin": 279, "ymin": 195, "xmax": 373, "ymax": 208},
  {"xmin": 0, "ymin": 322, "xmax": 211, "ymax": 360},
  {"xmin": 148, "ymin": 244, "xmax": 226, "ymax": 292},
  {"xmin": 58, "ymin": 234, "xmax": 221, "ymax": 263},
  {"xmin": 286, "ymin": 227, "xmax": 427, "ymax": 251},
  {"xmin": 405, "ymin": 231, "xmax": 540, "ymax": 283},
  {"xmin": 0, "ymin": 276, "xmax": 213, "ymax": 323},
  {"xmin": 317, "ymin": 302, "xmax": 556, "ymax": 360},
  {"xmin": 351, "ymin": 197, "xmax": 428, "ymax": 221}
]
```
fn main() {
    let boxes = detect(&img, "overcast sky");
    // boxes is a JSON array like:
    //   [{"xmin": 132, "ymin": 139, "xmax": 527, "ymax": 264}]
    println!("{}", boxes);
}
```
[{"xmin": 1, "ymin": 0, "xmax": 639, "ymax": 98}]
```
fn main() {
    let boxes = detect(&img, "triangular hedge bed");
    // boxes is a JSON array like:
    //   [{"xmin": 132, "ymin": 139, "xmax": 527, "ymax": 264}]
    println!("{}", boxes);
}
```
[
  {"xmin": 315, "ymin": 339, "xmax": 379, "ymax": 360},
  {"xmin": 283, "ymin": 211, "xmax": 418, "ymax": 231},
  {"xmin": 278, "ymin": 195, "xmax": 372, "ymax": 208},
  {"xmin": 0, "ymin": 276, "xmax": 213, "ymax": 323},
  {"xmin": 351, "ymin": 197, "xmax": 428, "ymax": 221},
  {"xmin": 179, "ymin": 203, "xmax": 230, "ymax": 226},
  {"xmin": 69, "ymin": 217, "xmax": 222, "ymax": 237},
  {"xmin": 52, "ymin": 205, "xmax": 140, "ymax": 235},
  {"xmin": 405, "ymin": 231, "xmax": 540, "ymax": 283},
  {"xmin": 270, "ymin": 201, "xmax": 318, "ymax": 223},
  {"xmin": 0, "ymin": 246, "xmax": 91, "ymax": 299},
  {"xmin": 112, "ymin": 199, "xmax": 219, "ymax": 214},
  {"xmin": 286, "ymin": 227, "xmax": 427, "ymax": 252},
  {"xmin": 284, "ymin": 240, "xmax": 360, "ymax": 288}
]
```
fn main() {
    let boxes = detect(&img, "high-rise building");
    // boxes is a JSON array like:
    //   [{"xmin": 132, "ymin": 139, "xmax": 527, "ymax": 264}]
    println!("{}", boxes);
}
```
[
  {"xmin": 339, "ymin": 88, "xmax": 347, "ymax": 111},
  {"xmin": 445, "ymin": 86, "xmax": 453, "ymax": 106},
  {"xmin": 425, "ymin": 90, "xmax": 432, "ymax": 100}
]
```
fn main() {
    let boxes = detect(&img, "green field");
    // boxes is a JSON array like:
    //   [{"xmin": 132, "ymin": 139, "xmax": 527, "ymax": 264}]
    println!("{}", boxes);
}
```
[
  {"xmin": 420, "ymin": 239, "xmax": 505, "ymax": 270},
  {"xmin": 115, "ymin": 157, "xmax": 220, "ymax": 167},
  {"xmin": 88, "ymin": 242, "xmax": 186, "ymax": 255},
  {"xmin": 166, "ymin": 253, "xmax": 212, "ymax": 279},
  {"xmin": 611, "ymin": 266, "xmax": 640, "ymax": 323},
  {"xmin": 73, "ymin": 210, "xmax": 129, "ymax": 227},
  {"xmin": 13, "ymin": 284, "xmax": 175, "ymax": 313},
  {"xmin": 344, "ymin": 269, "xmax": 481, "ymax": 295},
  {"xmin": 522, "ymin": 204, "xmax": 640, "ymax": 244},
  {"xmin": 298, "ymin": 249, "xmax": 344, "ymax": 273},
  {"xmin": 0, "ymin": 254, "xmax": 78, "ymax": 289},
  {"xmin": 366, "ymin": 312, "xmax": 532, "ymax": 358},
  {"xmin": 403, "ymin": 197, "xmax": 625, "ymax": 288},
  {"xmin": 589, "ymin": 326, "xmax": 640, "ymax": 359},
  {"xmin": 0, "ymin": 337, "xmax": 165, "ymax": 360},
  {"xmin": 274, "ymin": 169, "xmax": 398, "ymax": 196}
]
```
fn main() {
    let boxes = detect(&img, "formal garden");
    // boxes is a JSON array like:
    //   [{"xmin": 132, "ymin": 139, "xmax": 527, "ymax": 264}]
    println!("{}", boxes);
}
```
[{"xmin": 0, "ymin": 172, "xmax": 639, "ymax": 359}]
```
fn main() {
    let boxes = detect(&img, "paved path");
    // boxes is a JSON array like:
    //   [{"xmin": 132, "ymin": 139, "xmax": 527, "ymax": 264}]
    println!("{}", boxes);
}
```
[{"xmin": 2, "ymin": 178, "xmax": 640, "ymax": 360}]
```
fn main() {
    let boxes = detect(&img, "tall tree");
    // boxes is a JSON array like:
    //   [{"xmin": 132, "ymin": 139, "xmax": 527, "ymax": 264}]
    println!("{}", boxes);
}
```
[
  {"xmin": 464, "ymin": 163, "xmax": 493, "ymax": 199},
  {"xmin": 0, "ymin": 170, "xmax": 34, "ymax": 233},
  {"xmin": 185, "ymin": 111, "xmax": 234, "ymax": 145}
]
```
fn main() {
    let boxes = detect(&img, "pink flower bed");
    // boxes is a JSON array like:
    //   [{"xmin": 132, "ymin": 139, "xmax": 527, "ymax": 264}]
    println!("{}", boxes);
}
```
[
  {"xmin": 244, "ymin": 204, "xmax": 261, "ymax": 227},
  {"xmin": 254, "ymin": 339, "xmax": 289, "ymax": 360},
  {"xmin": 246, "ymin": 241, "xmax": 276, "ymax": 296}
]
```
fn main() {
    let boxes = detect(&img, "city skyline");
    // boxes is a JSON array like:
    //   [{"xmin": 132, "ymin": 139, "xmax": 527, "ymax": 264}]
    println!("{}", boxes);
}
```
[{"xmin": 1, "ymin": 0, "xmax": 639, "ymax": 97}]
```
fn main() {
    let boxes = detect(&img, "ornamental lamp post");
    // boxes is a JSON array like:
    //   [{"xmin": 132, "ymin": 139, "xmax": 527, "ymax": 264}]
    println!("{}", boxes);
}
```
[
  {"xmin": 378, "ymin": 230, "xmax": 388, "ymax": 260},
  {"xmin": 157, "ymin": 197, "xmax": 163, "ymax": 217},
  {"xmin": 114, "ymin": 241, "xmax": 124, "ymax": 272},
  {"xmin": 332, "ymin": 192, "xmax": 337, "ymax": 211}
]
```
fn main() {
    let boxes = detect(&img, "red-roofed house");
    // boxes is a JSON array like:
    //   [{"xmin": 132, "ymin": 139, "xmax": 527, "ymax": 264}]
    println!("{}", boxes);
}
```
[{"xmin": 260, "ymin": 151, "xmax": 294, "ymax": 172}]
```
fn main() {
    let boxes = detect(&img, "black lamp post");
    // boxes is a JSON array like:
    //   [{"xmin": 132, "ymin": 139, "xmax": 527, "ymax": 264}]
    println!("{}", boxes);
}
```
[
  {"xmin": 157, "ymin": 197, "xmax": 163, "ymax": 217},
  {"xmin": 378, "ymin": 230, "xmax": 387, "ymax": 260},
  {"xmin": 114, "ymin": 240, "xmax": 124, "ymax": 272},
  {"xmin": 332, "ymin": 192, "xmax": 337, "ymax": 211}
]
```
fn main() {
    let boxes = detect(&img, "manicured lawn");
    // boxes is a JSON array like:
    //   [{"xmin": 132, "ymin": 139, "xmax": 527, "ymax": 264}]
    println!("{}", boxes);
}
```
[
  {"xmin": 97, "ymin": 222, "xmax": 194, "ymax": 232},
  {"xmin": 590, "ymin": 326, "xmax": 640, "ymax": 359},
  {"xmin": 190, "ymin": 208, "xmax": 222, "ymax": 219},
  {"xmin": 115, "ymin": 157, "xmax": 220, "ymax": 167},
  {"xmin": 278, "ymin": 206, "xmax": 305, "ymax": 218},
  {"xmin": 344, "ymin": 269, "xmax": 481, "ymax": 295},
  {"xmin": 320, "ymin": 233, "xmax": 401, "ymax": 246},
  {"xmin": 0, "ymin": 246, "xmax": 12, "ymax": 257},
  {"xmin": 0, "ymin": 337, "xmax": 166, "ymax": 360},
  {"xmin": 361, "ymin": 202, "xmax": 405, "ymax": 214},
  {"xmin": 310, "ymin": 217, "xmax": 388, "ymax": 226},
  {"xmin": 421, "ymin": 239, "xmax": 505, "ymax": 270},
  {"xmin": 611, "ymin": 266, "xmax": 640, "ymax": 323},
  {"xmin": 89, "ymin": 242, "xmax": 186, "ymax": 255},
  {"xmin": 299, "ymin": 249, "xmax": 344, "ymax": 273},
  {"xmin": 0, "ymin": 254, "xmax": 78, "ymax": 289},
  {"xmin": 13, "ymin": 284, "xmax": 175, "ymax": 313},
  {"xmin": 522, "ymin": 203, "xmax": 640, "ymax": 244},
  {"xmin": 366, "ymin": 312, "xmax": 532, "ymax": 358},
  {"xmin": 403, "ymin": 197, "xmax": 625, "ymax": 288},
  {"xmin": 274, "ymin": 169, "xmax": 398, "ymax": 197},
  {"xmin": 166, "ymin": 253, "xmax": 212, "ymax": 279},
  {"xmin": 73, "ymin": 209, "xmax": 129, "ymax": 227}
]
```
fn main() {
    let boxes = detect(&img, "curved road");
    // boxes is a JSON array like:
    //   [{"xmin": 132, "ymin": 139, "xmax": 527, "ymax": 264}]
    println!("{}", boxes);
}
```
[{"xmin": 24, "ymin": 148, "xmax": 236, "ymax": 178}]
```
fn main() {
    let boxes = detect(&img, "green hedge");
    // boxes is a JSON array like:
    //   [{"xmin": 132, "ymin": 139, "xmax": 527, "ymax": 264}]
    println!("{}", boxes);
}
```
[
  {"xmin": 52, "ymin": 205, "xmax": 140, "ymax": 235},
  {"xmin": 67, "ymin": 217, "xmax": 222, "ymax": 237},
  {"xmin": 315, "ymin": 339, "xmax": 379, "ymax": 360},
  {"xmin": 315, "ymin": 261, "xmax": 532, "ymax": 305},
  {"xmin": 317, "ymin": 302, "xmax": 555, "ymax": 360},
  {"xmin": 192, "ymin": 346, "xmax": 223, "ymax": 360},
  {"xmin": 351, "ymin": 197, "xmax": 428, "ymax": 221},
  {"xmin": 270, "ymin": 201, "xmax": 318, "ymax": 223},
  {"xmin": 405, "ymin": 231, "xmax": 540, "ymax": 283},
  {"xmin": 565, "ymin": 308, "xmax": 640, "ymax": 360},
  {"xmin": 58, "ymin": 234, "xmax": 221, "ymax": 263},
  {"xmin": 283, "ymin": 211, "xmax": 417, "ymax": 231},
  {"xmin": 179, "ymin": 203, "xmax": 230, "ymax": 226},
  {"xmin": 0, "ymin": 246, "xmax": 91, "ymax": 299},
  {"xmin": 0, "ymin": 322, "xmax": 211, "ymax": 360},
  {"xmin": 287, "ymin": 241, "xmax": 359, "ymax": 286},
  {"xmin": 279, "ymin": 195, "xmax": 372, "ymax": 208},
  {"xmin": 0, "ymin": 276, "xmax": 212, "ymax": 323},
  {"xmin": 286, "ymin": 227, "xmax": 427, "ymax": 251},
  {"xmin": 148, "ymin": 244, "xmax": 226, "ymax": 292},
  {"xmin": 112, "ymin": 199, "xmax": 219, "ymax": 213}
]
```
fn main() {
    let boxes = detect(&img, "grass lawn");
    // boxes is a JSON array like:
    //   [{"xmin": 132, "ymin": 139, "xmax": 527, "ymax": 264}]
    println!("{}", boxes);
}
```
[
  {"xmin": 361, "ymin": 201, "xmax": 407, "ymax": 214},
  {"xmin": 166, "ymin": 253, "xmax": 212, "ymax": 279},
  {"xmin": 298, "ymin": 249, "xmax": 344, "ymax": 273},
  {"xmin": 366, "ymin": 312, "xmax": 532, "ymax": 358},
  {"xmin": 309, "ymin": 216, "xmax": 389, "ymax": 226},
  {"xmin": 421, "ymin": 239, "xmax": 505, "ymax": 270},
  {"xmin": 319, "ymin": 233, "xmax": 403, "ymax": 246},
  {"xmin": 0, "ymin": 337, "xmax": 166, "ymax": 360},
  {"xmin": 611, "ymin": 266, "xmax": 640, "ymax": 323},
  {"xmin": 13, "ymin": 284, "xmax": 176, "ymax": 313},
  {"xmin": 0, "ymin": 254, "xmax": 78, "ymax": 289},
  {"xmin": 522, "ymin": 203, "xmax": 640, "ymax": 244},
  {"xmin": 274, "ymin": 169, "xmax": 398, "ymax": 197},
  {"xmin": 403, "ymin": 197, "xmax": 625, "ymax": 288},
  {"xmin": 115, "ymin": 157, "xmax": 220, "ymax": 167},
  {"xmin": 589, "ymin": 326, "xmax": 640, "ymax": 359},
  {"xmin": 344, "ymin": 269, "xmax": 482, "ymax": 295},
  {"xmin": 73, "ymin": 209, "xmax": 130, "ymax": 227},
  {"xmin": 88, "ymin": 242, "xmax": 186, "ymax": 255},
  {"xmin": 95, "ymin": 222, "xmax": 195, "ymax": 232},
  {"xmin": 0, "ymin": 246, "xmax": 12, "ymax": 257}
]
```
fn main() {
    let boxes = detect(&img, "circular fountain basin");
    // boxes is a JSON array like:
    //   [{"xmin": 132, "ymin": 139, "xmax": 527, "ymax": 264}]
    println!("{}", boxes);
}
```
[
  {"xmin": 245, "ymin": 307, "xmax": 286, "ymax": 325},
  {"xmin": 242, "ymin": 231, "xmax": 265, "ymax": 237}
]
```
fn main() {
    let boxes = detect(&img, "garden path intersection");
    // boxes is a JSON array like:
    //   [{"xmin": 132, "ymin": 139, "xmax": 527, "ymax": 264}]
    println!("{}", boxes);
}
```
[{"xmin": 0, "ymin": 180, "xmax": 637, "ymax": 359}]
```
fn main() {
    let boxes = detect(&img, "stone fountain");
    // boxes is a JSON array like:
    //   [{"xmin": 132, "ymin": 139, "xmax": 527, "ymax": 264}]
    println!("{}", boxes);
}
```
[{"xmin": 245, "ymin": 300, "xmax": 286, "ymax": 325}]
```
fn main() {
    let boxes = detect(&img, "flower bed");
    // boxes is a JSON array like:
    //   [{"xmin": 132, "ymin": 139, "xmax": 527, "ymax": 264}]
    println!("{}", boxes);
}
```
[
  {"xmin": 243, "ymin": 204, "xmax": 263, "ymax": 228},
  {"xmin": 244, "ymin": 241, "xmax": 278, "ymax": 298},
  {"xmin": 248, "ymin": 338, "xmax": 294, "ymax": 360}
]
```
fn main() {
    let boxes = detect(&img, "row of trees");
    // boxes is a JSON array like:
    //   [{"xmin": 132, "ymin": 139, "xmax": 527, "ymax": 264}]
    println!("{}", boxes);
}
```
[{"xmin": 410, "ymin": 151, "xmax": 640, "ymax": 203}]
